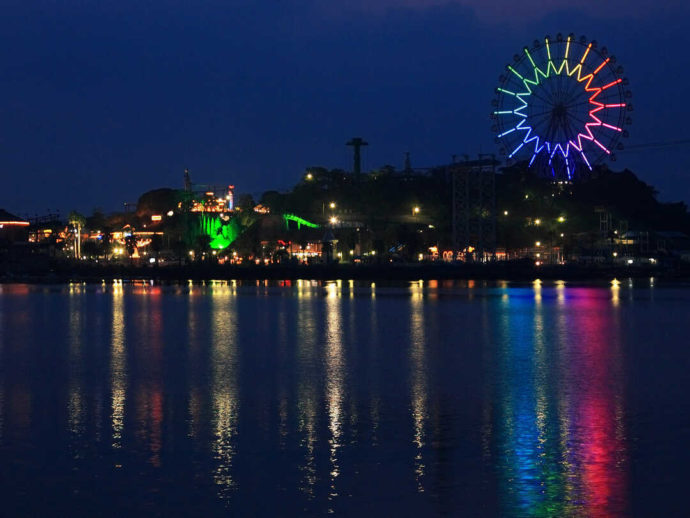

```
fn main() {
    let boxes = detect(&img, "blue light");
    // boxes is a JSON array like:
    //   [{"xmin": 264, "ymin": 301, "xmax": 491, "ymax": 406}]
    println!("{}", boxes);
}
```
[{"xmin": 509, "ymin": 142, "xmax": 525, "ymax": 158}]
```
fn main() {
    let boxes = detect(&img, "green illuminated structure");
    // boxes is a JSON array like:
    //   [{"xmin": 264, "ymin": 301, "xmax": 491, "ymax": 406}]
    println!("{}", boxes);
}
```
[
  {"xmin": 199, "ymin": 213, "xmax": 242, "ymax": 250},
  {"xmin": 283, "ymin": 213, "xmax": 320, "ymax": 230}
]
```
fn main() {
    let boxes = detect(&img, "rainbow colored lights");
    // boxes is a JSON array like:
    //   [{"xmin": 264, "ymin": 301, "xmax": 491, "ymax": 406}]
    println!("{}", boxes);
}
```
[{"xmin": 494, "ymin": 35, "xmax": 628, "ymax": 177}]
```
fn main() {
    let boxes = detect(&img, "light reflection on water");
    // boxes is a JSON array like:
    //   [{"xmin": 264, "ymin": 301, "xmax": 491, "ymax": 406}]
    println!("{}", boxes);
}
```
[
  {"xmin": 211, "ymin": 285, "xmax": 239, "ymax": 498},
  {"xmin": 410, "ymin": 280, "xmax": 428, "ymax": 492},
  {"xmin": 494, "ymin": 285, "xmax": 627, "ymax": 517},
  {"xmin": 111, "ymin": 284, "xmax": 125, "ymax": 449},
  {"xmin": 296, "ymin": 279, "xmax": 318, "ymax": 500},
  {"xmin": 68, "ymin": 284, "xmax": 84, "ymax": 441},
  {"xmin": 325, "ymin": 282, "xmax": 344, "ymax": 507},
  {"xmin": 0, "ymin": 279, "xmax": 687, "ymax": 516}
]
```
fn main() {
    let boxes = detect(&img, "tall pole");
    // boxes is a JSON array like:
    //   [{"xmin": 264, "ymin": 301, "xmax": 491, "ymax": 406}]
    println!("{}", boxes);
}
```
[{"xmin": 346, "ymin": 137, "xmax": 368, "ymax": 179}]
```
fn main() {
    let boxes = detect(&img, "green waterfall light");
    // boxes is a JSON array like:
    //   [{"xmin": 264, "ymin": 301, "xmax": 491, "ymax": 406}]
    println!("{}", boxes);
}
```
[{"xmin": 199, "ymin": 213, "xmax": 241, "ymax": 250}]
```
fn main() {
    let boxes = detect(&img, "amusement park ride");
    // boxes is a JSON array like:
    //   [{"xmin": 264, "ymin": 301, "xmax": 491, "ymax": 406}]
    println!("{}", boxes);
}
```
[
  {"xmin": 450, "ymin": 34, "xmax": 634, "ymax": 259},
  {"xmin": 491, "ymin": 33, "xmax": 632, "ymax": 180}
]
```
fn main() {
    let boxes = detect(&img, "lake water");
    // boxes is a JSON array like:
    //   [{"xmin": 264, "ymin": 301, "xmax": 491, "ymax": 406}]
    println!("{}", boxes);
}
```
[{"xmin": 0, "ymin": 279, "xmax": 688, "ymax": 517}]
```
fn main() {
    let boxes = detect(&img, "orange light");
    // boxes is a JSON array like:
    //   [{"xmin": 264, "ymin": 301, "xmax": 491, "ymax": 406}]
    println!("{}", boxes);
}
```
[{"xmin": 0, "ymin": 221, "xmax": 29, "ymax": 226}]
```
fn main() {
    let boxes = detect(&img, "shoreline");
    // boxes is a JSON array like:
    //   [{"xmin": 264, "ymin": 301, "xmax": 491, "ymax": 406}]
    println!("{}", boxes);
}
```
[{"xmin": 1, "ymin": 260, "xmax": 687, "ymax": 284}]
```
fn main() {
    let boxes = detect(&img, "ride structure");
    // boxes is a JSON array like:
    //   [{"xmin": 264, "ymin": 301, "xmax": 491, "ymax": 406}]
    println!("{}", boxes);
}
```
[
  {"xmin": 282, "ymin": 213, "xmax": 320, "ymax": 231},
  {"xmin": 491, "ymin": 34, "xmax": 632, "ymax": 179}
]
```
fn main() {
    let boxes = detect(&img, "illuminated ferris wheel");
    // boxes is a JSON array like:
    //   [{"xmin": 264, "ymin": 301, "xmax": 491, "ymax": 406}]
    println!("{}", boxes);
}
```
[{"xmin": 491, "ymin": 34, "xmax": 632, "ymax": 179}]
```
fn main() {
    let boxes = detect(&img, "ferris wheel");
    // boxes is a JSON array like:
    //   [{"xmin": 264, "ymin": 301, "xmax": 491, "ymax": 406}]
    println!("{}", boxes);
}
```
[{"xmin": 491, "ymin": 34, "xmax": 632, "ymax": 179}]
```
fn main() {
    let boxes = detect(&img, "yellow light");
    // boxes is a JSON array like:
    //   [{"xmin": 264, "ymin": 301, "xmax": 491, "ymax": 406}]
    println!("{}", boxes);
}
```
[
  {"xmin": 535, "ymin": 241, "xmax": 541, "ymax": 247},
  {"xmin": 151, "ymin": 215, "xmax": 162, "ymax": 221},
  {"xmin": 503, "ymin": 210, "xmax": 509, "ymax": 216},
  {"xmin": 413, "ymin": 206, "xmax": 420, "ymax": 214},
  {"xmin": 306, "ymin": 173, "xmax": 313, "ymax": 180},
  {"xmin": 535, "ymin": 219, "xmax": 541, "ymax": 225},
  {"xmin": 371, "ymin": 250, "xmax": 376, "ymax": 255},
  {"xmin": 418, "ymin": 253, "xmax": 423, "ymax": 261},
  {"xmin": 329, "ymin": 202, "xmax": 336, "ymax": 209},
  {"xmin": 560, "ymin": 233, "xmax": 564, "ymax": 237},
  {"xmin": 329, "ymin": 216, "xmax": 338, "ymax": 224},
  {"xmin": 349, "ymin": 250, "xmax": 354, "ymax": 255},
  {"xmin": 558, "ymin": 216, "xmax": 565, "ymax": 222},
  {"xmin": 613, "ymin": 252, "xmax": 618, "ymax": 257}
]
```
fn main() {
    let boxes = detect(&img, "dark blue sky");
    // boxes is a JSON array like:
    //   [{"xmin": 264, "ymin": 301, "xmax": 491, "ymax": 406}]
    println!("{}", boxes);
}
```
[{"xmin": 0, "ymin": 0, "xmax": 688, "ymax": 215}]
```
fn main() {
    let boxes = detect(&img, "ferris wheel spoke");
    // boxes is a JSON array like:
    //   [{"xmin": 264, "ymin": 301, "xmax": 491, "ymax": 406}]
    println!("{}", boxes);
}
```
[{"xmin": 520, "ymin": 86, "xmax": 553, "ymax": 106}]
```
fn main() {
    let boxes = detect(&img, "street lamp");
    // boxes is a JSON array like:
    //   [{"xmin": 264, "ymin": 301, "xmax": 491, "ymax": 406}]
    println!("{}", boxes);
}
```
[
  {"xmin": 329, "ymin": 202, "xmax": 336, "ymax": 209},
  {"xmin": 413, "ymin": 206, "xmax": 420, "ymax": 215}
]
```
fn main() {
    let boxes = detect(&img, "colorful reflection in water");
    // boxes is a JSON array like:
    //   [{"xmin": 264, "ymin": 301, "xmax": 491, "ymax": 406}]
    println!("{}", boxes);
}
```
[
  {"xmin": 0, "ymin": 280, "xmax": 687, "ymax": 516},
  {"xmin": 492, "ymin": 285, "xmax": 627, "ymax": 517}
]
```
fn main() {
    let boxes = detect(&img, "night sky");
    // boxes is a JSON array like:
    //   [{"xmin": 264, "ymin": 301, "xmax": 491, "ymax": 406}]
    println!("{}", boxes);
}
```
[{"xmin": 1, "ymin": 0, "xmax": 688, "ymax": 216}]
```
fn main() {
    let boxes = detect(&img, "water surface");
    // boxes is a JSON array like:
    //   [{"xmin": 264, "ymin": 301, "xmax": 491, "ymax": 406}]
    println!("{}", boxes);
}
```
[{"xmin": 0, "ymin": 280, "xmax": 688, "ymax": 516}]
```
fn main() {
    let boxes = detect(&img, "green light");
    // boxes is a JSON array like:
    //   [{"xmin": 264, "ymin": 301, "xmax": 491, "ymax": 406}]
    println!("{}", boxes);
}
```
[
  {"xmin": 199, "ymin": 213, "xmax": 241, "ymax": 250},
  {"xmin": 524, "ymin": 48, "xmax": 537, "ymax": 69},
  {"xmin": 508, "ymin": 65, "xmax": 525, "ymax": 81},
  {"xmin": 497, "ymin": 87, "xmax": 517, "ymax": 96},
  {"xmin": 283, "ymin": 213, "xmax": 320, "ymax": 230},
  {"xmin": 545, "ymin": 37, "xmax": 552, "ymax": 62}
]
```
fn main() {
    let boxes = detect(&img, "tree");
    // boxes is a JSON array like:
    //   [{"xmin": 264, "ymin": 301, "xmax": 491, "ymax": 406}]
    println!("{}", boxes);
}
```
[
  {"xmin": 81, "ymin": 240, "xmax": 99, "ymax": 259},
  {"xmin": 172, "ymin": 239, "xmax": 187, "ymax": 266},
  {"xmin": 195, "ymin": 234, "xmax": 211, "ymax": 259},
  {"xmin": 87, "ymin": 208, "xmax": 107, "ymax": 230},
  {"xmin": 68, "ymin": 210, "xmax": 86, "ymax": 259},
  {"xmin": 237, "ymin": 193, "xmax": 256, "ymax": 212},
  {"xmin": 124, "ymin": 234, "xmax": 136, "ymax": 257},
  {"xmin": 150, "ymin": 234, "xmax": 163, "ymax": 261}
]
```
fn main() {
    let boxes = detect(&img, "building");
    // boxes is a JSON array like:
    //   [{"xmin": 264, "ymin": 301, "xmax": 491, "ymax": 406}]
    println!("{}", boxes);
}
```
[{"xmin": 0, "ymin": 209, "xmax": 29, "ymax": 243}]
